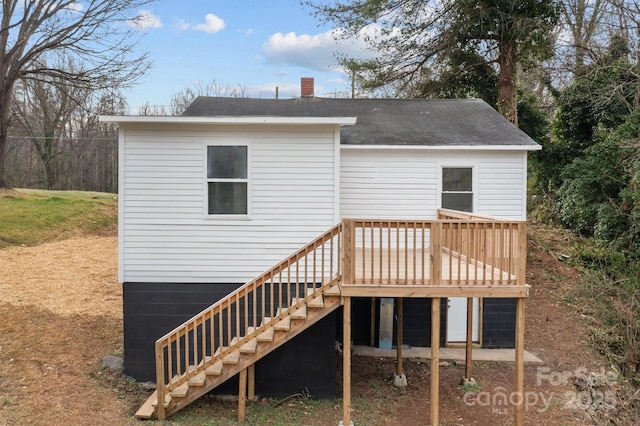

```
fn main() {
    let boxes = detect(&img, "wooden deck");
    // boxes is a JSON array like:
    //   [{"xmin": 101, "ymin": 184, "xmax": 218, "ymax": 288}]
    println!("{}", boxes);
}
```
[
  {"xmin": 148, "ymin": 209, "xmax": 529, "ymax": 425},
  {"xmin": 353, "ymin": 247, "xmax": 515, "ymax": 283}
]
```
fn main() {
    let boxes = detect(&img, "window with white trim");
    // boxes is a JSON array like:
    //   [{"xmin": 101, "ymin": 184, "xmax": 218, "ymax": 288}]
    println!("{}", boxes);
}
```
[
  {"xmin": 206, "ymin": 146, "xmax": 248, "ymax": 215},
  {"xmin": 441, "ymin": 167, "xmax": 473, "ymax": 212}
]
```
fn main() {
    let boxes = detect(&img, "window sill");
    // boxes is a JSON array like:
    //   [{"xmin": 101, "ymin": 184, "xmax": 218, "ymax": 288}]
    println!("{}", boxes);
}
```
[{"xmin": 204, "ymin": 214, "xmax": 251, "ymax": 222}]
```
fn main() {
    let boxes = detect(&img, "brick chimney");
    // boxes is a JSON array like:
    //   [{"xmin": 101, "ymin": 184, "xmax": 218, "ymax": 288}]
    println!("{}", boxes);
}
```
[{"xmin": 301, "ymin": 77, "xmax": 314, "ymax": 98}]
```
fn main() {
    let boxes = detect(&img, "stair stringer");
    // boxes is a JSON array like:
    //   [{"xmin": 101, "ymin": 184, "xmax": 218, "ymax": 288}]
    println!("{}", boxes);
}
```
[{"xmin": 160, "ymin": 287, "xmax": 342, "ymax": 418}]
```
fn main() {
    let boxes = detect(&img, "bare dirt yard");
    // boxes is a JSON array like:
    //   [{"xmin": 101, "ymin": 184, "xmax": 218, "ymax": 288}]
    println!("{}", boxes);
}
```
[{"xmin": 0, "ymin": 225, "xmax": 629, "ymax": 425}]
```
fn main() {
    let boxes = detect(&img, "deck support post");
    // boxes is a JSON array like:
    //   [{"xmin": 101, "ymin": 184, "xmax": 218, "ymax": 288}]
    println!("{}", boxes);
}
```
[
  {"xmin": 431, "ymin": 297, "xmax": 440, "ymax": 426},
  {"xmin": 394, "ymin": 297, "xmax": 407, "ymax": 387},
  {"xmin": 397, "ymin": 297, "xmax": 403, "ymax": 376},
  {"xmin": 342, "ymin": 296, "xmax": 352, "ymax": 426},
  {"xmin": 248, "ymin": 363, "xmax": 255, "ymax": 401},
  {"xmin": 465, "ymin": 297, "xmax": 473, "ymax": 379},
  {"xmin": 238, "ymin": 368, "xmax": 247, "ymax": 422},
  {"xmin": 370, "ymin": 297, "xmax": 376, "ymax": 347},
  {"xmin": 514, "ymin": 297, "xmax": 525, "ymax": 426}
]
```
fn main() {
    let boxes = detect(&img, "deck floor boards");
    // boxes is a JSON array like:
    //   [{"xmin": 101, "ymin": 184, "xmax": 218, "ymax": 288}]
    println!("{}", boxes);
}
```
[{"xmin": 352, "ymin": 247, "xmax": 515, "ymax": 285}]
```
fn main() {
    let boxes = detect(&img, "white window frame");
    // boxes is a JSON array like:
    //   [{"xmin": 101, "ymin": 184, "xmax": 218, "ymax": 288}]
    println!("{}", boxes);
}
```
[
  {"xmin": 438, "ymin": 164, "xmax": 477, "ymax": 213},
  {"xmin": 204, "ymin": 143, "xmax": 251, "ymax": 220}
]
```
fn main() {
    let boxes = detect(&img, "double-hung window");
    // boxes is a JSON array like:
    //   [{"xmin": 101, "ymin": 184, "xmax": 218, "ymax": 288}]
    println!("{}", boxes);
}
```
[
  {"xmin": 441, "ymin": 167, "xmax": 473, "ymax": 212},
  {"xmin": 206, "ymin": 146, "xmax": 248, "ymax": 216}
]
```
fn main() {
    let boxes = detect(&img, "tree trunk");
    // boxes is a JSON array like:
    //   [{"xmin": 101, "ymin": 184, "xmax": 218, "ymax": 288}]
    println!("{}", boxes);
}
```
[
  {"xmin": 0, "ymin": 84, "xmax": 13, "ymax": 189},
  {"xmin": 497, "ymin": 40, "xmax": 518, "ymax": 126},
  {"xmin": 0, "ymin": 129, "xmax": 7, "ymax": 189}
]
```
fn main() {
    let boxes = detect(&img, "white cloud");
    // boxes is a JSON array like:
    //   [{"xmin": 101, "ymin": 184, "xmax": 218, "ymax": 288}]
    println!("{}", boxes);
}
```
[
  {"xmin": 193, "ymin": 13, "xmax": 225, "ymax": 34},
  {"xmin": 329, "ymin": 76, "xmax": 349, "ymax": 85},
  {"xmin": 237, "ymin": 28, "xmax": 254, "ymax": 36},
  {"xmin": 262, "ymin": 27, "xmax": 377, "ymax": 72},
  {"xmin": 128, "ymin": 10, "xmax": 162, "ymax": 30},
  {"xmin": 174, "ymin": 19, "xmax": 190, "ymax": 31}
]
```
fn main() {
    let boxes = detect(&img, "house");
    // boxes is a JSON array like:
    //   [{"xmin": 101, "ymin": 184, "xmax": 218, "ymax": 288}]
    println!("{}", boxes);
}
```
[{"xmin": 100, "ymin": 78, "xmax": 539, "ymax": 424}]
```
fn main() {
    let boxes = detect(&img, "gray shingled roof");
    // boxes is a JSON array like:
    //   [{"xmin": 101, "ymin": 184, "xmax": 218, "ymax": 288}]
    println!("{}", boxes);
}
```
[{"xmin": 183, "ymin": 97, "xmax": 539, "ymax": 147}]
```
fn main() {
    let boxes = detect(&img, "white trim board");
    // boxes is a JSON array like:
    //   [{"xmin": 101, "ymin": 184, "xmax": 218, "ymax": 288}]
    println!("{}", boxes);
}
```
[
  {"xmin": 341, "ymin": 144, "xmax": 541, "ymax": 151},
  {"xmin": 100, "ymin": 115, "xmax": 357, "ymax": 126}
]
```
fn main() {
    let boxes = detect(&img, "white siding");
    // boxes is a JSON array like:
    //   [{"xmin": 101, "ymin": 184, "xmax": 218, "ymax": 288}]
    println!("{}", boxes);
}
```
[
  {"xmin": 120, "ymin": 123, "xmax": 338, "ymax": 283},
  {"xmin": 340, "ymin": 149, "xmax": 526, "ymax": 220},
  {"xmin": 340, "ymin": 150, "xmax": 438, "ymax": 219},
  {"xmin": 475, "ymin": 151, "xmax": 527, "ymax": 219}
]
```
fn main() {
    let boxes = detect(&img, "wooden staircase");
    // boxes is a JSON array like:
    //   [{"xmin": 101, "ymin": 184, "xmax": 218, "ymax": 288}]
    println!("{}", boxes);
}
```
[{"xmin": 135, "ymin": 223, "xmax": 344, "ymax": 420}]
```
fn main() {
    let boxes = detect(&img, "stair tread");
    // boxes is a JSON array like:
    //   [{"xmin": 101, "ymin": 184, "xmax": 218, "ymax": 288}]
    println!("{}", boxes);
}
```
[
  {"xmin": 273, "ymin": 309, "xmax": 291, "ymax": 330},
  {"xmin": 306, "ymin": 288, "xmax": 325, "ymax": 308},
  {"xmin": 150, "ymin": 390, "xmax": 172, "ymax": 409},
  {"xmin": 230, "ymin": 337, "xmax": 258, "ymax": 354},
  {"xmin": 170, "ymin": 382, "xmax": 189, "ymax": 398},
  {"xmin": 274, "ymin": 317, "xmax": 290, "ymax": 330},
  {"xmin": 289, "ymin": 299, "xmax": 307, "ymax": 319},
  {"xmin": 240, "ymin": 338, "xmax": 258, "ymax": 353},
  {"xmin": 205, "ymin": 359, "xmax": 223, "ymax": 376},
  {"xmin": 135, "ymin": 390, "xmax": 157, "ymax": 419},
  {"xmin": 324, "ymin": 284, "xmax": 341, "ymax": 296},
  {"xmin": 213, "ymin": 346, "xmax": 241, "ymax": 364},
  {"xmin": 224, "ymin": 350, "xmax": 240, "ymax": 364},
  {"xmin": 249, "ymin": 325, "xmax": 274, "ymax": 342},
  {"xmin": 188, "ymin": 371, "xmax": 206, "ymax": 386}
]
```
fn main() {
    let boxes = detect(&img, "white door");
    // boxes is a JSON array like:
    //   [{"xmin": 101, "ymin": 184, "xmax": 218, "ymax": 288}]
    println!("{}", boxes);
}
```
[
  {"xmin": 441, "ymin": 167, "xmax": 479, "ymax": 343},
  {"xmin": 447, "ymin": 297, "xmax": 479, "ymax": 342}
]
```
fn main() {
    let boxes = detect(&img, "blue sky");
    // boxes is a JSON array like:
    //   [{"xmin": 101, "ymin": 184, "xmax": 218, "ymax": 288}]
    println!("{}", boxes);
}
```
[{"xmin": 124, "ymin": 1, "xmax": 373, "ymax": 111}]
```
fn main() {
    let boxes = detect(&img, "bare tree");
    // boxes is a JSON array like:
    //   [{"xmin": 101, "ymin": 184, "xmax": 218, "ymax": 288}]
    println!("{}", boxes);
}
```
[
  {"xmin": 9, "ymin": 78, "xmax": 124, "ymax": 192},
  {"xmin": 561, "ymin": 0, "xmax": 606, "ymax": 72},
  {"xmin": 11, "ymin": 61, "xmax": 91, "ymax": 189},
  {"xmin": 0, "ymin": 0, "xmax": 154, "ymax": 188},
  {"xmin": 170, "ymin": 78, "xmax": 247, "ymax": 115}
]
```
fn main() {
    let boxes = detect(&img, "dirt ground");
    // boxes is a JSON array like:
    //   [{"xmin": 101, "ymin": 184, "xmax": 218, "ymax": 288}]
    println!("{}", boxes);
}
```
[{"xmin": 0, "ymin": 225, "xmax": 626, "ymax": 425}]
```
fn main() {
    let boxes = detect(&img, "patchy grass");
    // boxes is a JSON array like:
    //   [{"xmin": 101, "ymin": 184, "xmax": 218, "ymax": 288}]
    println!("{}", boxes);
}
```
[{"xmin": 0, "ymin": 188, "xmax": 117, "ymax": 248}]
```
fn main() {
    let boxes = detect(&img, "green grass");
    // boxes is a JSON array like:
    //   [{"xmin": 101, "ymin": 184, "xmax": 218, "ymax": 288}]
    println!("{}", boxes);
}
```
[{"xmin": 0, "ymin": 188, "xmax": 117, "ymax": 249}]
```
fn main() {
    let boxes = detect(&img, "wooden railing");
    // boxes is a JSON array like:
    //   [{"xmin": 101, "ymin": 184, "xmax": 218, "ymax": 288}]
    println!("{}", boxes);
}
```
[
  {"xmin": 437, "ymin": 209, "xmax": 527, "ymax": 285},
  {"xmin": 343, "ymin": 219, "xmax": 432, "ymax": 284},
  {"xmin": 342, "ymin": 211, "xmax": 527, "ymax": 286},
  {"xmin": 154, "ymin": 223, "xmax": 343, "ymax": 419}
]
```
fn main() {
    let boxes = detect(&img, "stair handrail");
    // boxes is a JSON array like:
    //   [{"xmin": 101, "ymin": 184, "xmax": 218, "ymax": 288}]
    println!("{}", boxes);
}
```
[{"xmin": 154, "ymin": 222, "xmax": 343, "ymax": 418}]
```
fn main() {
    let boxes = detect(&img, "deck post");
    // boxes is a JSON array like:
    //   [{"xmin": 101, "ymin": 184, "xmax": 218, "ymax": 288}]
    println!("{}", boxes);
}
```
[
  {"xmin": 342, "ymin": 296, "xmax": 352, "ymax": 426},
  {"xmin": 370, "ymin": 297, "xmax": 376, "ymax": 347},
  {"xmin": 514, "ymin": 297, "xmax": 525, "ymax": 425},
  {"xmin": 516, "ymin": 223, "xmax": 527, "ymax": 285},
  {"xmin": 431, "ymin": 298, "xmax": 440, "ymax": 426},
  {"xmin": 248, "ymin": 363, "xmax": 255, "ymax": 401},
  {"xmin": 155, "ymin": 342, "xmax": 166, "ymax": 420},
  {"xmin": 431, "ymin": 222, "xmax": 443, "ymax": 284},
  {"xmin": 465, "ymin": 297, "xmax": 473, "ymax": 379},
  {"xmin": 238, "ymin": 368, "xmax": 247, "ymax": 422},
  {"xmin": 393, "ymin": 297, "xmax": 407, "ymax": 387},
  {"xmin": 397, "ymin": 297, "xmax": 403, "ymax": 377},
  {"xmin": 342, "ymin": 220, "xmax": 355, "ymax": 284}
]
